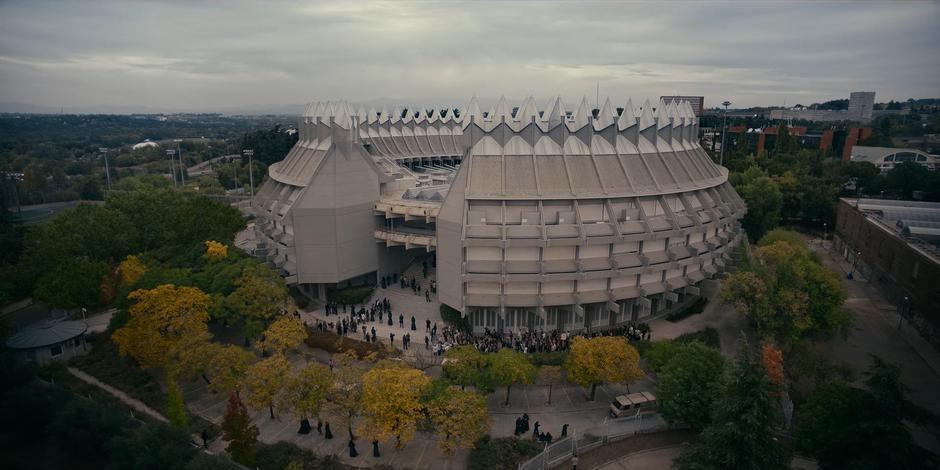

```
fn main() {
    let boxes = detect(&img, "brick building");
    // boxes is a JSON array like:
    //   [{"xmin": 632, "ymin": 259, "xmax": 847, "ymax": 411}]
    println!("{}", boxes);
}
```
[{"xmin": 834, "ymin": 198, "xmax": 940, "ymax": 347}]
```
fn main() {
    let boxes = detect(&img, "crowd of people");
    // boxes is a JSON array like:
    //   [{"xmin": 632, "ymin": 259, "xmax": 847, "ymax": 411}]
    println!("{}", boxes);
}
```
[{"xmin": 429, "ymin": 322, "xmax": 651, "ymax": 356}]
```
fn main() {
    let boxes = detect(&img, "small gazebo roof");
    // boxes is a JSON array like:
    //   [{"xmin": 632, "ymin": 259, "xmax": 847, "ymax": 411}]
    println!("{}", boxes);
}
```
[{"xmin": 5, "ymin": 320, "xmax": 87, "ymax": 349}]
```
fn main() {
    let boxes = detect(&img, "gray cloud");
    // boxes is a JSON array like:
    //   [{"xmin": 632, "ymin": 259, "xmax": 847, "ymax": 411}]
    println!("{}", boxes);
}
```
[{"xmin": 0, "ymin": 0, "xmax": 938, "ymax": 113}]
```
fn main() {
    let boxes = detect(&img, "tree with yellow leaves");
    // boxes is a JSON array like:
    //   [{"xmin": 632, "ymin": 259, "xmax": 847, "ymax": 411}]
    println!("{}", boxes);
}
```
[
  {"xmin": 117, "ymin": 254, "xmax": 146, "ymax": 287},
  {"xmin": 359, "ymin": 365, "xmax": 431, "ymax": 449},
  {"xmin": 204, "ymin": 240, "xmax": 229, "ymax": 261},
  {"xmin": 286, "ymin": 362, "xmax": 332, "ymax": 430},
  {"xmin": 205, "ymin": 344, "xmax": 256, "ymax": 396},
  {"xmin": 429, "ymin": 387, "xmax": 490, "ymax": 455},
  {"xmin": 244, "ymin": 354, "xmax": 292, "ymax": 419},
  {"xmin": 327, "ymin": 351, "xmax": 367, "ymax": 440},
  {"xmin": 488, "ymin": 348, "xmax": 536, "ymax": 406},
  {"xmin": 112, "ymin": 284, "xmax": 212, "ymax": 372},
  {"xmin": 258, "ymin": 315, "xmax": 307, "ymax": 355},
  {"xmin": 564, "ymin": 336, "xmax": 642, "ymax": 401},
  {"xmin": 443, "ymin": 345, "xmax": 487, "ymax": 390}
]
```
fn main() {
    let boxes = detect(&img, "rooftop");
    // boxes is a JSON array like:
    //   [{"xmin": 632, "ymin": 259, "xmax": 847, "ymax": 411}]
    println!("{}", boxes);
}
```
[
  {"xmin": 6, "ymin": 319, "xmax": 87, "ymax": 349},
  {"xmin": 847, "ymin": 198, "xmax": 940, "ymax": 263}
]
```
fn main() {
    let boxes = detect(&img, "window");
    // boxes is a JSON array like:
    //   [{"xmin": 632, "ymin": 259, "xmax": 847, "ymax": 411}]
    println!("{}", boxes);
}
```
[{"xmin": 50, "ymin": 345, "xmax": 63, "ymax": 357}]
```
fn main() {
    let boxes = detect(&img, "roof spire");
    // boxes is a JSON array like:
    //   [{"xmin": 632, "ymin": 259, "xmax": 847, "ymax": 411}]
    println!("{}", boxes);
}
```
[{"xmin": 618, "ymin": 98, "xmax": 637, "ymax": 130}]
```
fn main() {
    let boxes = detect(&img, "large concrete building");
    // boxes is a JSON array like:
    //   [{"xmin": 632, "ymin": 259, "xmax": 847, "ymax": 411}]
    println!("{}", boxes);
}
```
[{"xmin": 242, "ymin": 96, "xmax": 746, "ymax": 333}]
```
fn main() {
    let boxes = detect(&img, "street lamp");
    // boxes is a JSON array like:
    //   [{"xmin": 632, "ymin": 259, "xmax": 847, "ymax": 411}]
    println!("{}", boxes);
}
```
[
  {"xmin": 98, "ymin": 147, "xmax": 112, "ymax": 191},
  {"xmin": 166, "ymin": 149, "xmax": 178, "ymax": 187},
  {"xmin": 243, "ymin": 149, "xmax": 255, "ymax": 197},
  {"xmin": 850, "ymin": 251, "xmax": 861, "ymax": 279},
  {"xmin": 719, "ymin": 101, "xmax": 732, "ymax": 167},
  {"xmin": 174, "ymin": 139, "xmax": 185, "ymax": 185},
  {"xmin": 898, "ymin": 296, "xmax": 910, "ymax": 330}
]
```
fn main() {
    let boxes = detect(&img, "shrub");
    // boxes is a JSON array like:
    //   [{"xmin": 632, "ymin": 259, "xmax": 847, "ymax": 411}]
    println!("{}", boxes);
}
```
[
  {"xmin": 528, "ymin": 351, "xmax": 568, "ymax": 367},
  {"xmin": 255, "ymin": 441, "xmax": 348, "ymax": 470},
  {"xmin": 467, "ymin": 436, "xmax": 542, "ymax": 470},
  {"xmin": 665, "ymin": 297, "xmax": 708, "ymax": 322},
  {"xmin": 441, "ymin": 304, "xmax": 471, "ymax": 332},
  {"xmin": 675, "ymin": 327, "xmax": 720, "ymax": 349},
  {"xmin": 304, "ymin": 330, "xmax": 397, "ymax": 360},
  {"xmin": 327, "ymin": 286, "xmax": 374, "ymax": 305}
]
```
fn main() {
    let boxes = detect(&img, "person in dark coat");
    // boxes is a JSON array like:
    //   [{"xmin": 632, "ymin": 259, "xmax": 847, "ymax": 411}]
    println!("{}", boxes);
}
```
[
  {"xmin": 399, "ymin": 314, "xmax": 404, "ymax": 328},
  {"xmin": 514, "ymin": 417, "xmax": 522, "ymax": 436},
  {"xmin": 411, "ymin": 316, "xmax": 416, "ymax": 331},
  {"xmin": 532, "ymin": 421, "xmax": 540, "ymax": 439},
  {"xmin": 372, "ymin": 440, "xmax": 380, "ymax": 457},
  {"xmin": 545, "ymin": 432, "xmax": 553, "ymax": 444},
  {"xmin": 317, "ymin": 420, "xmax": 323, "ymax": 435},
  {"xmin": 387, "ymin": 312, "xmax": 393, "ymax": 326},
  {"xmin": 201, "ymin": 429, "xmax": 209, "ymax": 448},
  {"xmin": 522, "ymin": 413, "xmax": 530, "ymax": 432},
  {"xmin": 324, "ymin": 422, "xmax": 333, "ymax": 439},
  {"xmin": 389, "ymin": 332, "xmax": 395, "ymax": 345},
  {"xmin": 298, "ymin": 418, "xmax": 311, "ymax": 434},
  {"xmin": 561, "ymin": 423, "xmax": 568, "ymax": 437},
  {"xmin": 348, "ymin": 439, "xmax": 358, "ymax": 457},
  {"xmin": 426, "ymin": 319, "xmax": 431, "ymax": 332}
]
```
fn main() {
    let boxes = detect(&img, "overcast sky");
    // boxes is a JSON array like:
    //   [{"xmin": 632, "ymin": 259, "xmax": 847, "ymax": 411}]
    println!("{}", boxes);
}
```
[{"xmin": 1, "ymin": 0, "xmax": 938, "ymax": 113}]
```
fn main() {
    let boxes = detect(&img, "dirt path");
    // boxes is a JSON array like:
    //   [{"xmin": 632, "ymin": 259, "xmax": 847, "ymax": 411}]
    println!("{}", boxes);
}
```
[{"xmin": 67, "ymin": 366, "xmax": 169, "ymax": 423}]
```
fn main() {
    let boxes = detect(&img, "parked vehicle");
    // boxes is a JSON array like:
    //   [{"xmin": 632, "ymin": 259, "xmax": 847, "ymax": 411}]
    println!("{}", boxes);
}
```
[{"xmin": 608, "ymin": 391, "xmax": 657, "ymax": 418}]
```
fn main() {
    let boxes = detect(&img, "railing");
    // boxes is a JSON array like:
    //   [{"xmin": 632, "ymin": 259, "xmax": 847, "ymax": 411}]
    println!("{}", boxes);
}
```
[{"xmin": 518, "ymin": 413, "xmax": 669, "ymax": 470}]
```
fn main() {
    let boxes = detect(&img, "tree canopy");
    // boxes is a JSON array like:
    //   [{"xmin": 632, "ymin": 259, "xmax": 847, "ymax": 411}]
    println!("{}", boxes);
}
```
[
  {"xmin": 564, "ymin": 336, "xmax": 642, "ymax": 401},
  {"xmin": 677, "ymin": 343, "xmax": 790, "ymax": 470},
  {"xmin": 656, "ymin": 341, "xmax": 725, "ymax": 430}
]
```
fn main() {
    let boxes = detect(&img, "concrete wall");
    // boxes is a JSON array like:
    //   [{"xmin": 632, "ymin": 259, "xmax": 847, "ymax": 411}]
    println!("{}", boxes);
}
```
[{"xmin": 292, "ymin": 143, "xmax": 381, "ymax": 284}]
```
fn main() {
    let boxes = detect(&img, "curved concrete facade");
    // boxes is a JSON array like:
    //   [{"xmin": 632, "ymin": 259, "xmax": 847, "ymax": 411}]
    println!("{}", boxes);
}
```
[{"xmin": 243, "ymin": 96, "xmax": 745, "ymax": 333}]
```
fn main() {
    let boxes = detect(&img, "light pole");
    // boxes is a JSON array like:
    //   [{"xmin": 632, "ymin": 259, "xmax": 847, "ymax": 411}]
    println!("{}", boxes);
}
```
[
  {"xmin": 174, "ymin": 139, "xmax": 185, "ymax": 185},
  {"xmin": 719, "ymin": 101, "xmax": 731, "ymax": 167},
  {"xmin": 243, "ymin": 149, "xmax": 254, "ymax": 197},
  {"xmin": 898, "ymin": 296, "xmax": 910, "ymax": 330},
  {"xmin": 166, "ymin": 149, "xmax": 177, "ymax": 187},
  {"xmin": 850, "ymin": 251, "xmax": 861, "ymax": 279},
  {"xmin": 98, "ymin": 147, "xmax": 112, "ymax": 191}
]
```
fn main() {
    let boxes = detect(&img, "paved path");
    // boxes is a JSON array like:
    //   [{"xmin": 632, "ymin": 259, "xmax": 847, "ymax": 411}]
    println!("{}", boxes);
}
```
[
  {"xmin": 593, "ymin": 445, "xmax": 683, "ymax": 470},
  {"xmin": 812, "ymin": 240, "xmax": 940, "ymax": 454},
  {"xmin": 67, "ymin": 366, "xmax": 169, "ymax": 423}
]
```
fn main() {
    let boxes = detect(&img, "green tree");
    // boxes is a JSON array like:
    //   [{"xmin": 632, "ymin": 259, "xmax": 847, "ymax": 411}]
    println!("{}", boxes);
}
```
[
  {"xmin": 677, "ymin": 342, "xmax": 789, "ymax": 470},
  {"xmin": 740, "ymin": 176, "xmax": 782, "ymax": 241},
  {"xmin": 225, "ymin": 265, "xmax": 289, "ymax": 339},
  {"xmin": 33, "ymin": 258, "xmax": 107, "ymax": 308},
  {"xmin": 108, "ymin": 423, "xmax": 197, "ymax": 470},
  {"xmin": 166, "ymin": 378, "xmax": 189, "ymax": 429},
  {"xmin": 443, "ymin": 345, "xmax": 487, "ymax": 390},
  {"xmin": 488, "ymin": 348, "xmax": 536, "ymax": 406},
  {"xmin": 795, "ymin": 358, "xmax": 937, "ymax": 469},
  {"xmin": 656, "ymin": 342, "xmax": 725, "ymax": 430}
]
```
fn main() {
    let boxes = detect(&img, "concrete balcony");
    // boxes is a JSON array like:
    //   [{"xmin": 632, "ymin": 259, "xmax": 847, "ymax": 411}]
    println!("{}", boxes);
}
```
[
  {"xmin": 374, "ymin": 198, "xmax": 440, "ymax": 223},
  {"xmin": 374, "ymin": 229, "xmax": 437, "ymax": 252}
]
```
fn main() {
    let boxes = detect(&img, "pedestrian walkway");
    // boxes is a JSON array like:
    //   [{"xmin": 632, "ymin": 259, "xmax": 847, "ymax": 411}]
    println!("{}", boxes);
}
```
[{"xmin": 68, "ymin": 366, "xmax": 168, "ymax": 423}]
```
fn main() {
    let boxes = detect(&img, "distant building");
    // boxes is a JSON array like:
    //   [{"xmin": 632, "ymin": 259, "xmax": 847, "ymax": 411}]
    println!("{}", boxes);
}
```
[
  {"xmin": 834, "ymin": 198, "xmax": 940, "ymax": 348},
  {"xmin": 660, "ymin": 96, "xmax": 704, "ymax": 117},
  {"xmin": 726, "ymin": 125, "xmax": 870, "ymax": 158},
  {"xmin": 769, "ymin": 91, "xmax": 877, "ymax": 123},
  {"xmin": 849, "ymin": 146, "xmax": 940, "ymax": 171},
  {"xmin": 847, "ymin": 91, "xmax": 876, "ymax": 121}
]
